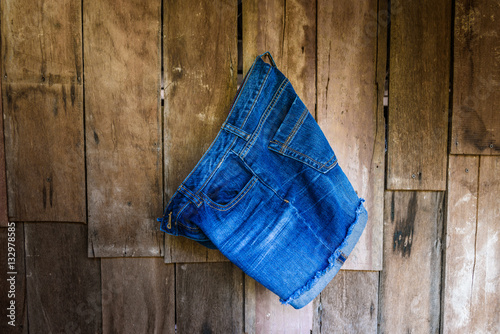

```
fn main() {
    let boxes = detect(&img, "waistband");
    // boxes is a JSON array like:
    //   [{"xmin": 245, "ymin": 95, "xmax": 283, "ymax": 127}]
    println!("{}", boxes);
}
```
[{"xmin": 158, "ymin": 52, "xmax": 291, "ymax": 239}]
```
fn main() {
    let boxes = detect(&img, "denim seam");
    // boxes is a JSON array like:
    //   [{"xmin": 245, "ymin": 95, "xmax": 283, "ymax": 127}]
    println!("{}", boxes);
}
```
[
  {"xmin": 196, "ymin": 136, "xmax": 237, "ymax": 194},
  {"xmin": 201, "ymin": 176, "xmax": 258, "ymax": 211},
  {"xmin": 241, "ymin": 78, "xmax": 290, "ymax": 158},
  {"xmin": 240, "ymin": 66, "xmax": 273, "ymax": 128},
  {"xmin": 227, "ymin": 59, "xmax": 257, "ymax": 116},
  {"xmin": 222, "ymin": 123, "xmax": 251, "ymax": 140},
  {"xmin": 179, "ymin": 185, "xmax": 203, "ymax": 207},
  {"xmin": 269, "ymin": 140, "xmax": 338, "ymax": 170},
  {"xmin": 281, "ymin": 107, "xmax": 308, "ymax": 154},
  {"xmin": 174, "ymin": 201, "xmax": 200, "ymax": 231},
  {"xmin": 238, "ymin": 156, "xmax": 286, "ymax": 202}
]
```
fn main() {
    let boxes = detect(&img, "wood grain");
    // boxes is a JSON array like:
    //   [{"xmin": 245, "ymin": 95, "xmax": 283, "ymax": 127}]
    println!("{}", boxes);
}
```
[
  {"xmin": 84, "ymin": 0, "xmax": 163, "ymax": 257},
  {"xmin": 244, "ymin": 276, "xmax": 313, "ymax": 334},
  {"xmin": 176, "ymin": 262, "xmax": 244, "ymax": 333},
  {"xmin": 316, "ymin": 0, "xmax": 383, "ymax": 270},
  {"xmin": 379, "ymin": 191, "xmax": 444, "ymax": 333},
  {"xmin": 387, "ymin": 0, "xmax": 451, "ymax": 190},
  {"xmin": 24, "ymin": 223, "xmax": 101, "ymax": 333},
  {"xmin": 163, "ymin": 0, "xmax": 237, "ymax": 263},
  {"xmin": 451, "ymin": 0, "xmax": 500, "ymax": 155},
  {"xmin": 3, "ymin": 83, "xmax": 85, "ymax": 222},
  {"xmin": 0, "ymin": 0, "xmax": 82, "ymax": 84},
  {"xmin": 1, "ymin": 0, "xmax": 85, "ymax": 222},
  {"xmin": 101, "ymin": 258, "xmax": 175, "ymax": 333},
  {"xmin": 0, "ymin": 223, "xmax": 27, "ymax": 333},
  {"xmin": 312, "ymin": 271, "xmax": 379, "ymax": 334},
  {"xmin": 443, "ymin": 155, "xmax": 500, "ymax": 332},
  {"xmin": 243, "ymin": 0, "xmax": 316, "ymax": 111},
  {"xmin": 0, "ymin": 54, "xmax": 7, "ymax": 227}
]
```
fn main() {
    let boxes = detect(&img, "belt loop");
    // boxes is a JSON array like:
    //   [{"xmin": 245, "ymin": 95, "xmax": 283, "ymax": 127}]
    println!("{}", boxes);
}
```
[{"xmin": 259, "ymin": 51, "xmax": 277, "ymax": 68}]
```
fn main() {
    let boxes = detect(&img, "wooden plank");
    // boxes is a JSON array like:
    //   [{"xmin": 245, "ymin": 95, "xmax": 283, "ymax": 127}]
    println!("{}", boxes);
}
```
[
  {"xmin": 379, "ymin": 191, "xmax": 444, "ymax": 333},
  {"xmin": 244, "ymin": 276, "xmax": 313, "ymax": 334},
  {"xmin": 0, "ymin": 223, "xmax": 27, "ymax": 333},
  {"xmin": 1, "ymin": 0, "xmax": 85, "ymax": 222},
  {"xmin": 312, "ymin": 271, "xmax": 379, "ymax": 334},
  {"xmin": 84, "ymin": 0, "xmax": 163, "ymax": 257},
  {"xmin": 163, "ymin": 0, "xmax": 237, "ymax": 263},
  {"xmin": 24, "ymin": 223, "xmax": 101, "ymax": 333},
  {"xmin": 3, "ymin": 83, "xmax": 85, "ymax": 222},
  {"xmin": 101, "ymin": 258, "xmax": 175, "ymax": 333},
  {"xmin": 451, "ymin": 0, "xmax": 500, "ymax": 155},
  {"xmin": 0, "ymin": 56, "xmax": 7, "ymax": 227},
  {"xmin": 242, "ymin": 0, "xmax": 316, "ymax": 110},
  {"xmin": 176, "ymin": 262, "xmax": 244, "ymax": 333},
  {"xmin": 0, "ymin": 0, "xmax": 82, "ymax": 83},
  {"xmin": 387, "ymin": 0, "xmax": 451, "ymax": 190},
  {"xmin": 316, "ymin": 0, "xmax": 383, "ymax": 270},
  {"xmin": 443, "ymin": 155, "xmax": 500, "ymax": 332}
]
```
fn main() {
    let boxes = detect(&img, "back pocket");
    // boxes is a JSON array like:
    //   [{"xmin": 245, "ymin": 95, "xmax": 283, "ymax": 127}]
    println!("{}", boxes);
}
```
[
  {"xmin": 201, "ymin": 151, "xmax": 256, "ymax": 209},
  {"xmin": 268, "ymin": 97, "xmax": 337, "ymax": 173}
]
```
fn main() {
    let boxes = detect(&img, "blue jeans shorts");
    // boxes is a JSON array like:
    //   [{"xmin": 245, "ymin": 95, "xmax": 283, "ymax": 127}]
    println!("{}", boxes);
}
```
[{"xmin": 158, "ymin": 52, "xmax": 368, "ymax": 309}]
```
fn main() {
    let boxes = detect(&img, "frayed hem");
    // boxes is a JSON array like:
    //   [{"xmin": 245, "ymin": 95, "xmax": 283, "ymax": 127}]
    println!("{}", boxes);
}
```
[{"xmin": 279, "ymin": 199, "xmax": 367, "ymax": 306}]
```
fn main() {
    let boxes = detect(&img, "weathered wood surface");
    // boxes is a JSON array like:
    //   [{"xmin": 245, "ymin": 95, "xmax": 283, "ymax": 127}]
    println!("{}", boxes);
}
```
[
  {"xmin": 312, "ymin": 271, "xmax": 379, "ymax": 334},
  {"xmin": 0, "ymin": 0, "xmax": 82, "ymax": 83},
  {"xmin": 244, "ymin": 276, "xmax": 313, "ymax": 334},
  {"xmin": 451, "ymin": 0, "xmax": 500, "ymax": 155},
  {"xmin": 101, "ymin": 258, "xmax": 175, "ymax": 333},
  {"xmin": 387, "ymin": 0, "xmax": 451, "ymax": 190},
  {"xmin": 3, "ymin": 83, "xmax": 85, "ymax": 222},
  {"xmin": 0, "ymin": 223, "xmax": 27, "ymax": 333},
  {"xmin": 163, "ymin": 0, "xmax": 237, "ymax": 263},
  {"xmin": 1, "ymin": 0, "xmax": 85, "ymax": 222},
  {"xmin": 24, "ymin": 223, "xmax": 101, "ymax": 333},
  {"xmin": 443, "ymin": 155, "xmax": 500, "ymax": 333},
  {"xmin": 176, "ymin": 262, "xmax": 244, "ymax": 333},
  {"xmin": 84, "ymin": 0, "xmax": 163, "ymax": 257},
  {"xmin": 0, "ymin": 60, "xmax": 7, "ymax": 227},
  {"xmin": 242, "ymin": 0, "xmax": 316, "ymax": 111},
  {"xmin": 316, "ymin": 0, "xmax": 383, "ymax": 270},
  {"xmin": 379, "ymin": 191, "xmax": 444, "ymax": 333}
]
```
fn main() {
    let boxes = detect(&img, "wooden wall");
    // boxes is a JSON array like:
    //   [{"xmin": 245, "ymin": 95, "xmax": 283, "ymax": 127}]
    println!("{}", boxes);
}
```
[{"xmin": 0, "ymin": 0, "xmax": 498, "ymax": 333}]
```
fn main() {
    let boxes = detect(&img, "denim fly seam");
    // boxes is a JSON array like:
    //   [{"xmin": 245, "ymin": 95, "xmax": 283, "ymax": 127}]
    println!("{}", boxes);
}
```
[{"xmin": 158, "ymin": 52, "xmax": 368, "ymax": 309}]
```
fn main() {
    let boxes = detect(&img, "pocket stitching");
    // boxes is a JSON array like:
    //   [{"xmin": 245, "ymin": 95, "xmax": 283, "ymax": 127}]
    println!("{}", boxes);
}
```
[
  {"xmin": 269, "ymin": 140, "xmax": 338, "ymax": 171},
  {"xmin": 201, "ymin": 176, "xmax": 258, "ymax": 211},
  {"xmin": 281, "ymin": 108, "xmax": 308, "ymax": 153}
]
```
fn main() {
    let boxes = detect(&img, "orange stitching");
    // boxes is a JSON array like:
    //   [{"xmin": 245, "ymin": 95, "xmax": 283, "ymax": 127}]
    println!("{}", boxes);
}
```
[{"xmin": 281, "ymin": 108, "xmax": 308, "ymax": 153}]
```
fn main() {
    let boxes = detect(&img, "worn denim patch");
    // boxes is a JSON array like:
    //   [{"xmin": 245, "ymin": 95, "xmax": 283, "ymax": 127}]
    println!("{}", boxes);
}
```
[{"xmin": 158, "ymin": 52, "xmax": 368, "ymax": 309}]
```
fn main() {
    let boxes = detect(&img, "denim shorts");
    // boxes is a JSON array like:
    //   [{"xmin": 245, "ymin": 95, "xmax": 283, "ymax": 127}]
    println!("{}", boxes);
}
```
[{"xmin": 158, "ymin": 52, "xmax": 368, "ymax": 309}]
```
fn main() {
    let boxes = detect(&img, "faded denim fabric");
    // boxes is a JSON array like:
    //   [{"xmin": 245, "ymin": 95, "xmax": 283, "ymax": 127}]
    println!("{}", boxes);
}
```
[{"xmin": 158, "ymin": 52, "xmax": 368, "ymax": 309}]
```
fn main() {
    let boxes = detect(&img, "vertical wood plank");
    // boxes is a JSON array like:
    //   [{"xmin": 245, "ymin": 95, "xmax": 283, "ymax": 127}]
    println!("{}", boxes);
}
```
[
  {"xmin": 317, "ymin": 0, "xmax": 383, "ymax": 270},
  {"xmin": 443, "ymin": 155, "xmax": 478, "ymax": 333},
  {"xmin": 0, "ymin": 223, "xmax": 27, "ymax": 333},
  {"xmin": 243, "ymin": 0, "xmax": 316, "ymax": 110},
  {"xmin": 0, "ymin": 0, "xmax": 82, "ymax": 83},
  {"xmin": 312, "ymin": 271, "xmax": 379, "ymax": 334},
  {"xmin": 387, "ymin": 0, "xmax": 451, "ymax": 190},
  {"xmin": 1, "ymin": 0, "xmax": 85, "ymax": 222},
  {"xmin": 474, "ymin": 156, "xmax": 500, "ymax": 332},
  {"xmin": 84, "ymin": 0, "xmax": 163, "ymax": 257},
  {"xmin": 444, "ymin": 155, "xmax": 500, "ymax": 333},
  {"xmin": 24, "ymin": 223, "xmax": 102, "ymax": 333},
  {"xmin": 163, "ymin": 0, "xmax": 237, "ymax": 262},
  {"xmin": 176, "ymin": 262, "xmax": 244, "ymax": 333},
  {"xmin": 379, "ymin": 191, "xmax": 444, "ymax": 333},
  {"xmin": 101, "ymin": 258, "xmax": 175, "ymax": 333},
  {"xmin": 0, "ymin": 57, "xmax": 7, "ymax": 227},
  {"xmin": 451, "ymin": 0, "xmax": 500, "ymax": 155},
  {"xmin": 243, "ymin": 277, "xmax": 313, "ymax": 334}
]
